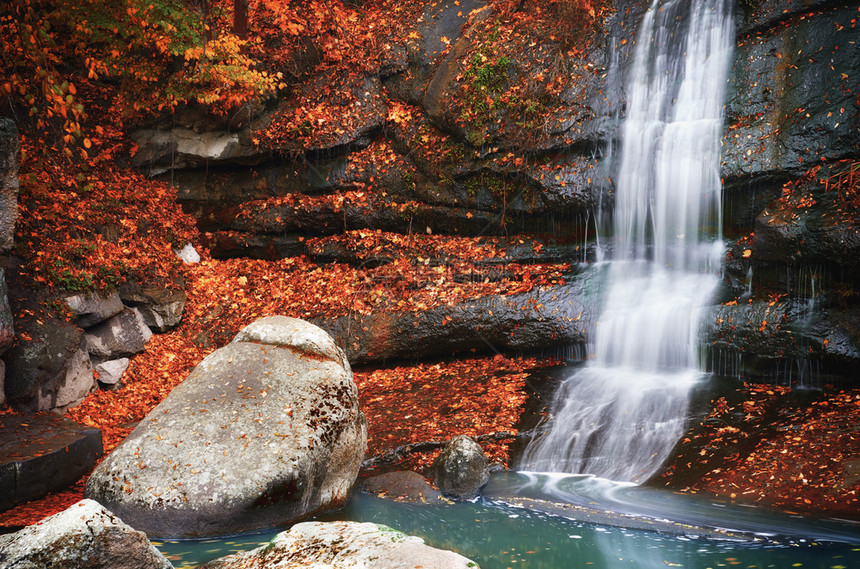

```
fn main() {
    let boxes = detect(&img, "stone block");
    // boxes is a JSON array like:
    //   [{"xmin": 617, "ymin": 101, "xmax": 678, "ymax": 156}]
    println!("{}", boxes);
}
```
[
  {"xmin": 65, "ymin": 291, "xmax": 125, "ymax": 329},
  {"xmin": 85, "ymin": 308, "xmax": 152, "ymax": 359},
  {"xmin": 5, "ymin": 317, "xmax": 95, "ymax": 412},
  {"xmin": 94, "ymin": 357, "xmax": 130, "ymax": 386},
  {"xmin": 0, "ymin": 415, "xmax": 102, "ymax": 511}
]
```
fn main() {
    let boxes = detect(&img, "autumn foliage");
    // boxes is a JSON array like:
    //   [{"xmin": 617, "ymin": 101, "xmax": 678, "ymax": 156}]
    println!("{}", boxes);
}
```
[
  {"xmin": 16, "ymin": 136, "xmax": 198, "ymax": 293},
  {"xmin": 1, "ymin": 0, "xmax": 858, "ymax": 534},
  {"xmin": 662, "ymin": 383, "xmax": 860, "ymax": 519}
]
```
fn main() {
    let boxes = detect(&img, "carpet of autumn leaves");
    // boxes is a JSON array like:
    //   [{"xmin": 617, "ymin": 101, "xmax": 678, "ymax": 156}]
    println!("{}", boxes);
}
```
[
  {"xmin": 660, "ymin": 382, "xmax": 860, "ymax": 520},
  {"xmin": 355, "ymin": 356, "xmax": 543, "ymax": 471},
  {"xmin": 2, "ymin": 148, "xmax": 566, "ymax": 526}
]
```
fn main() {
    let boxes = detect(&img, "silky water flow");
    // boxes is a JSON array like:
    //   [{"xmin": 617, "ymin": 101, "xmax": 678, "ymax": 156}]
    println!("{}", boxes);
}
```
[{"xmin": 520, "ymin": 0, "xmax": 735, "ymax": 482}]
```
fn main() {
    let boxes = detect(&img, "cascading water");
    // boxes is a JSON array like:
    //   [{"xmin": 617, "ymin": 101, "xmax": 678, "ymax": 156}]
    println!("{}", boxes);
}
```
[{"xmin": 520, "ymin": 0, "xmax": 734, "ymax": 482}]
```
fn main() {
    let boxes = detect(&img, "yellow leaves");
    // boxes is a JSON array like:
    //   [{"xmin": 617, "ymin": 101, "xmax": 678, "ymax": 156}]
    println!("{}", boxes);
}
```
[
  {"xmin": 387, "ymin": 101, "xmax": 414, "ymax": 125},
  {"xmin": 284, "ymin": 21, "xmax": 306, "ymax": 35},
  {"xmin": 183, "ymin": 46, "xmax": 200, "ymax": 62}
]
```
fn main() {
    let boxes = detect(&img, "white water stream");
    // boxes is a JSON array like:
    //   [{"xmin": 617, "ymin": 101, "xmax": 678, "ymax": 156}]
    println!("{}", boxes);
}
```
[{"xmin": 520, "ymin": 0, "xmax": 734, "ymax": 482}]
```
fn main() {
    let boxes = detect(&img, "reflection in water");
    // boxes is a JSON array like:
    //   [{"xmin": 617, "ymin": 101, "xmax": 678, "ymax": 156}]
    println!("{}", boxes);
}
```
[
  {"xmin": 592, "ymin": 528, "xmax": 718, "ymax": 569},
  {"xmin": 157, "ymin": 473, "xmax": 860, "ymax": 569},
  {"xmin": 486, "ymin": 472, "xmax": 860, "ymax": 544}
]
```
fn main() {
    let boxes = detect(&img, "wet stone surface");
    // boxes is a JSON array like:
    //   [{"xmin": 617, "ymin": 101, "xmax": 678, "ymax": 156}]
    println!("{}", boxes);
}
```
[{"xmin": 0, "ymin": 414, "xmax": 102, "ymax": 511}]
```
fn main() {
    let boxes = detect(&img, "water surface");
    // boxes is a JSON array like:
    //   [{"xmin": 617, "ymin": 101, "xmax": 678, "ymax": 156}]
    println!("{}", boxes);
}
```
[{"xmin": 155, "ymin": 472, "xmax": 860, "ymax": 568}]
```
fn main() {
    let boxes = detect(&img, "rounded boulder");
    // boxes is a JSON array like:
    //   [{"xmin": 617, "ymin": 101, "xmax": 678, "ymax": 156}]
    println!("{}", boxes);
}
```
[
  {"xmin": 431, "ymin": 435, "xmax": 490, "ymax": 501},
  {"xmin": 85, "ymin": 316, "xmax": 367, "ymax": 537}
]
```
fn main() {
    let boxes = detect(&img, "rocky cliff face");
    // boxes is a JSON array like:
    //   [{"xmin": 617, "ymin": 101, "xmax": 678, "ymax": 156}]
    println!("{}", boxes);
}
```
[
  {"xmin": 716, "ymin": 0, "xmax": 860, "ymax": 382},
  {"xmin": 0, "ymin": 118, "xmax": 19, "ymax": 406},
  {"xmin": 130, "ymin": 0, "xmax": 859, "ymax": 383}
]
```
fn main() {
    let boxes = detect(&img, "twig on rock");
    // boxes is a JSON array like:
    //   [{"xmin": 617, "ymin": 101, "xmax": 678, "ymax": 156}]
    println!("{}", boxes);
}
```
[{"xmin": 360, "ymin": 431, "xmax": 524, "ymax": 471}]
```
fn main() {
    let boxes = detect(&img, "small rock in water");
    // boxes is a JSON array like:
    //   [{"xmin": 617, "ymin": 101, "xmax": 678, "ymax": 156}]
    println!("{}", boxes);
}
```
[
  {"xmin": 432, "ymin": 435, "xmax": 490, "ymax": 500},
  {"xmin": 360, "ymin": 470, "xmax": 446, "ymax": 504}
]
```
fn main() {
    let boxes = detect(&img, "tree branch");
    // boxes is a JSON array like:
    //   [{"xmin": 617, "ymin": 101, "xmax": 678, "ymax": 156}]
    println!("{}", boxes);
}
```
[{"xmin": 360, "ymin": 431, "xmax": 524, "ymax": 471}]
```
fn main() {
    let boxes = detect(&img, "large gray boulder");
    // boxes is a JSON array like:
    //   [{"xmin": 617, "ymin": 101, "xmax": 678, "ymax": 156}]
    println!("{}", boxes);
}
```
[
  {"xmin": 431, "ymin": 435, "xmax": 490, "ymax": 501},
  {"xmin": 85, "ymin": 316, "xmax": 366, "ymax": 537},
  {"xmin": 200, "ymin": 521, "xmax": 479, "ymax": 569},
  {"xmin": 0, "ymin": 499, "xmax": 172, "ymax": 569}
]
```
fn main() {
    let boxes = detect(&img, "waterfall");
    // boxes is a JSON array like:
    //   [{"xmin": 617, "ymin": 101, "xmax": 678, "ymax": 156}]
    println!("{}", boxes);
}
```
[{"xmin": 520, "ymin": 0, "xmax": 734, "ymax": 482}]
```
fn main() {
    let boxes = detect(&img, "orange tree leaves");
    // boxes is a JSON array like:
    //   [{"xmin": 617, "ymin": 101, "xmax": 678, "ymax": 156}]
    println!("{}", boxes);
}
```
[
  {"xmin": 0, "ymin": 0, "xmax": 86, "ymax": 156},
  {"xmin": 2, "ymin": 0, "xmax": 613, "ymax": 154},
  {"xmin": 0, "ymin": 0, "xmax": 286, "ymax": 149}
]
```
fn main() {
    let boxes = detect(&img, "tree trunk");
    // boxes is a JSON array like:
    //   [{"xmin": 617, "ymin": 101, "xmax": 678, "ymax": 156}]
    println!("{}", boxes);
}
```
[
  {"xmin": 201, "ymin": 0, "xmax": 212, "ymax": 41},
  {"xmin": 234, "ymin": 0, "xmax": 248, "ymax": 39}
]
